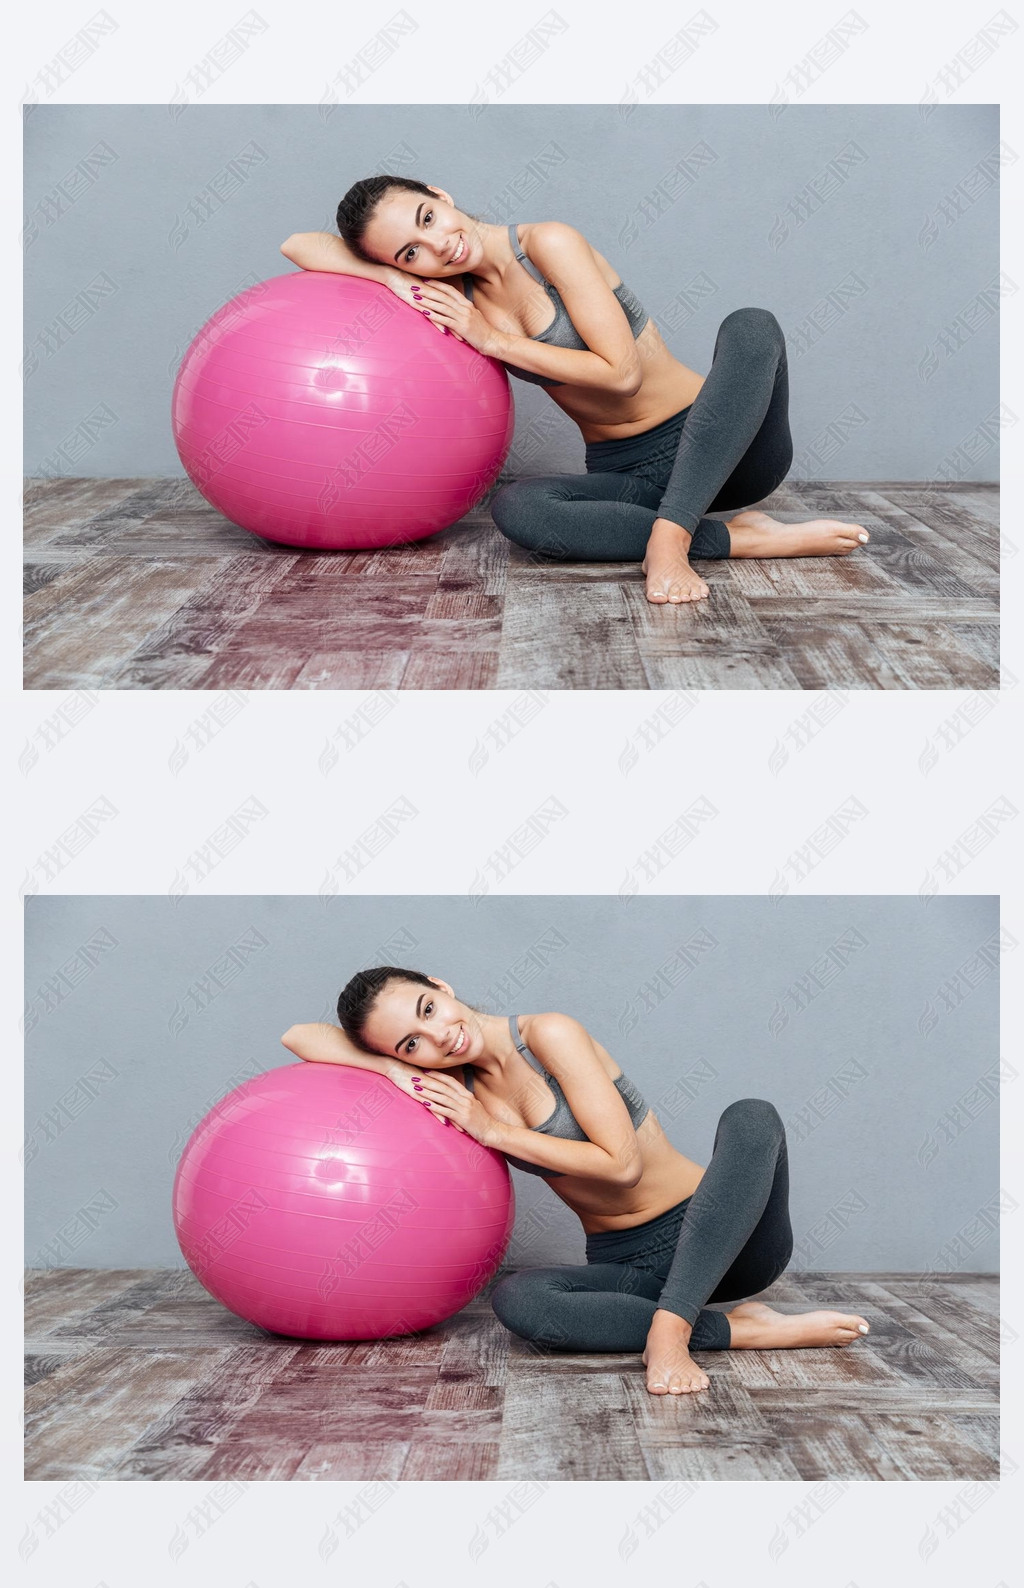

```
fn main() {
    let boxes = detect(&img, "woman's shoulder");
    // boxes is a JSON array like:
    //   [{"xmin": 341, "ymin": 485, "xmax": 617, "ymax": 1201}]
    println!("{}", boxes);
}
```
[
  {"xmin": 518, "ymin": 1010, "xmax": 592, "ymax": 1062},
  {"xmin": 519, "ymin": 221, "xmax": 588, "ymax": 260}
]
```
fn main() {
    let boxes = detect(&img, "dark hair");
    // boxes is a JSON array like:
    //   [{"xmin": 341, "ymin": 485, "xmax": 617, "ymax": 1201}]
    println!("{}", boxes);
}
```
[
  {"xmin": 336, "ymin": 175, "xmax": 439, "ymax": 262},
  {"xmin": 336, "ymin": 965, "xmax": 437, "ymax": 1048}
]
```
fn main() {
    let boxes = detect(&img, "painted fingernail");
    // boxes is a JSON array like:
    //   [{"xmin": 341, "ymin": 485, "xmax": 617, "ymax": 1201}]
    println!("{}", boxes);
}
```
[
  {"xmin": 412, "ymin": 1081, "xmax": 423, "ymax": 1089},
  {"xmin": 859, "ymin": 1324, "xmax": 869, "ymax": 1333},
  {"xmin": 858, "ymin": 533, "xmax": 868, "ymax": 542},
  {"xmin": 442, "ymin": 327, "xmax": 451, "ymax": 335}
]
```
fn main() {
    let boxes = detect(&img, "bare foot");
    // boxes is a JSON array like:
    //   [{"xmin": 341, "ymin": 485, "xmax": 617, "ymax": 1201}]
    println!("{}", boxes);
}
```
[
  {"xmin": 641, "ymin": 1307, "xmax": 710, "ymax": 1394},
  {"xmin": 724, "ymin": 1299, "xmax": 871, "ymax": 1348},
  {"xmin": 642, "ymin": 518, "xmax": 710, "ymax": 605},
  {"xmin": 725, "ymin": 507, "xmax": 871, "ymax": 559}
]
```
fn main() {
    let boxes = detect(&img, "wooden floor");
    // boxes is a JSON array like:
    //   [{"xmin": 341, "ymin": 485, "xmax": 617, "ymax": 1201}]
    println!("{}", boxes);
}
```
[
  {"xmin": 25, "ymin": 1267, "xmax": 999, "ymax": 1481},
  {"xmin": 24, "ymin": 478, "xmax": 998, "ymax": 690}
]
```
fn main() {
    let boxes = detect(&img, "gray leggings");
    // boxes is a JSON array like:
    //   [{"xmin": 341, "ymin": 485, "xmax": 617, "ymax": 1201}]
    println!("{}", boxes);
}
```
[
  {"xmin": 490, "ymin": 307, "xmax": 793, "ymax": 561},
  {"xmin": 491, "ymin": 1099, "xmax": 793, "ymax": 1352}
]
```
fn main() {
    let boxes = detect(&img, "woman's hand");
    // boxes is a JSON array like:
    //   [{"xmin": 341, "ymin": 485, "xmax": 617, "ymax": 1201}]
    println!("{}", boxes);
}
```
[
  {"xmin": 384, "ymin": 1059, "xmax": 470, "ymax": 1133},
  {"xmin": 408, "ymin": 1069, "xmax": 501, "ymax": 1145},
  {"xmin": 409, "ymin": 280, "xmax": 504, "ymax": 355},
  {"xmin": 382, "ymin": 268, "xmax": 449, "ymax": 336}
]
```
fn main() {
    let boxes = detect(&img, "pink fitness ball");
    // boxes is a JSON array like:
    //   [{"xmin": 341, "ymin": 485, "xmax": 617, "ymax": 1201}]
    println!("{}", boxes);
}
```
[
  {"xmin": 171, "ymin": 273, "xmax": 514, "ymax": 550},
  {"xmin": 172, "ymin": 1062, "xmax": 515, "ymax": 1340}
]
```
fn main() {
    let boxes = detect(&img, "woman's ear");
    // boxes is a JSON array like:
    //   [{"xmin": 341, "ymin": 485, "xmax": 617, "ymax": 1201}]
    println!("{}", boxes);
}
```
[
  {"xmin": 428, "ymin": 186, "xmax": 455, "ymax": 207},
  {"xmin": 429, "ymin": 977, "xmax": 455, "ymax": 997}
]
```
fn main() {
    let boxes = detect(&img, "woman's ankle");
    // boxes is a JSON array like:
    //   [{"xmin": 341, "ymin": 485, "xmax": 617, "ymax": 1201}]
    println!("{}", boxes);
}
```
[
  {"xmin": 648, "ymin": 516, "xmax": 694, "ymax": 552},
  {"xmin": 651, "ymin": 1306, "xmax": 693, "ymax": 1342}
]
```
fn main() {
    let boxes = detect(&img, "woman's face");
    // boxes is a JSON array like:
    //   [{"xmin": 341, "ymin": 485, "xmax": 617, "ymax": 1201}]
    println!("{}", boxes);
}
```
[
  {"xmin": 362, "ymin": 186, "xmax": 478, "ymax": 276},
  {"xmin": 361, "ymin": 977, "xmax": 480, "ymax": 1067}
]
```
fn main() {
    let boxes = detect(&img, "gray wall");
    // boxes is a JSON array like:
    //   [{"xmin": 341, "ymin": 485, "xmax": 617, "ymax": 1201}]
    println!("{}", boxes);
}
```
[
  {"xmin": 25, "ymin": 895, "xmax": 1000, "ymax": 1275},
  {"xmin": 24, "ymin": 104, "xmax": 999, "ymax": 482}
]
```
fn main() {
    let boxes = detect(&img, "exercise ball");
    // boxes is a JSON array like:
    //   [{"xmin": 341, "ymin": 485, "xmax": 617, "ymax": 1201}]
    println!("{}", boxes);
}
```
[
  {"xmin": 171, "ymin": 272, "xmax": 514, "ymax": 550},
  {"xmin": 172, "ymin": 1062, "xmax": 514, "ymax": 1340}
]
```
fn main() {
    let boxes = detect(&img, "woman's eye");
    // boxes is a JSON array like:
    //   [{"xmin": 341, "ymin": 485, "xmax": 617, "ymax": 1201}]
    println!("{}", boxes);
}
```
[
  {"xmin": 407, "ymin": 1037, "xmax": 418, "ymax": 1053},
  {"xmin": 404, "ymin": 211, "xmax": 432, "ymax": 264},
  {"xmin": 424, "ymin": 1001, "xmax": 434, "ymax": 1017}
]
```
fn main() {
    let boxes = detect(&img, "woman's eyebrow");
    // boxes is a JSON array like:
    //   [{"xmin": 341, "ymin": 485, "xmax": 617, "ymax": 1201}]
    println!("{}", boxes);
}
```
[
  {"xmin": 395, "ymin": 992, "xmax": 427, "ymax": 1052},
  {"xmin": 393, "ymin": 203, "xmax": 426, "ymax": 261}
]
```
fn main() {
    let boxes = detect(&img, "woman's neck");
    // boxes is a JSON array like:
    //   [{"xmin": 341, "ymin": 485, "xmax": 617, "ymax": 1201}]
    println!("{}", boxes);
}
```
[
  {"xmin": 461, "ymin": 221, "xmax": 517, "ymax": 291},
  {"xmin": 464, "ymin": 1008, "xmax": 519, "ymax": 1079}
]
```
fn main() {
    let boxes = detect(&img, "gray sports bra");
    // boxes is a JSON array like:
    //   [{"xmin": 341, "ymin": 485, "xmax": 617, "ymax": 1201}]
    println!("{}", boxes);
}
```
[
  {"xmin": 464, "ymin": 1014, "xmax": 650, "ymax": 1178},
  {"xmin": 461, "ymin": 223, "xmax": 649, "ymax": 388}
]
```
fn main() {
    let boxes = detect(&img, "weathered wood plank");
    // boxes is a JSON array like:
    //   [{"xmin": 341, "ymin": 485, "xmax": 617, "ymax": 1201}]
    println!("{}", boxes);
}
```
[
  {"xmin": 497, "ymin": 1368, "xmax": 646, "ymax": 1479},
  {"xmin": 100, "ymin": 656, "xmax": 215, "ymax": 690},
  {"xmin": 497, "ymin": 582, "xmax": 647, "ymax": 689},
  {"xmin": 742, "ymin": 1384, "xmax": 998, "ymax": 1414},
  {"xmin": 25, "ymin": 1346, "xmax": 223, "ymax": 1479},
  {"xmin": 401, "ymin": 651, "xmax": 500, "ymax": 690},
  {"xmin": 849, "ymin": 1412, "xmax": 997, "ymax": 1481},
  {"xmin": 24, "ymin": 557, "xmax": 208, "ymax": 689},
  {"xmin": 289, "ymin": 651, "xmax": 410, "ymax": 690},
  {"xmin": 291, "ymin": 1441, "xmax": 411, "ymax": 1480},
  {"xmin": 757, "ymin": 618, "xmax": 997, "ymax": 691},
  {"xmin": 856, "ymin": 491, "xmax": 999, "ymax": 594},
  {"xmin": 400, "ymin": 1439, "xmax": 499, "ymax": 1480},
  {"xmin": 844, "ymin": 1282, "xmax": 999, "ymax": 1385},
  {"xmin": 23, "ymin": 478, "xmax": 145, "ymax": 545},
  {"xmin": 221, "ymin": 613, "xmax": 502, "ymax": 656},
  {"xmin": 24, "ymin": 1268, "xmax": 142, "ymax": 1338},
  {"xmin": 106, "ymin": 1343, "xmax": 303, "ymax": 1479}
]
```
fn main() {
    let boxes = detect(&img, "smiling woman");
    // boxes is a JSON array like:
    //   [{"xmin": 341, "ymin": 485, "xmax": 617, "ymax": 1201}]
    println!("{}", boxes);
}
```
[
  {"xmin": 280, "ymin": 965, "xmax": 872, "ymax": 1397},
  {"xmin": 280, "ymin": 174, "xmax": 872, "ymax": 606}
]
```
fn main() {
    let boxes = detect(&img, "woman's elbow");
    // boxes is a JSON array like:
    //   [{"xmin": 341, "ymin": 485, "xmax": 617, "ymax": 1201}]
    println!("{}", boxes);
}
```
[
  {"xmin": 612, "ymin": 360, "xmax": 643, "ymax": 398},
  {"xmin": 280, "ymin": 1025, "xmax": 302, "ymax": 1051}
]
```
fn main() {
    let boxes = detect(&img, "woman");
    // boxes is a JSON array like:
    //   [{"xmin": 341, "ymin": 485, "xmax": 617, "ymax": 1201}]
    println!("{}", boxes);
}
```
[
  {"xmin": 282, "ymin": 967, "xmax": 871, "ymax": 1396},
  {"xmin": 281, "ymin": 175, "xmax": 870, "ymax": 606}
]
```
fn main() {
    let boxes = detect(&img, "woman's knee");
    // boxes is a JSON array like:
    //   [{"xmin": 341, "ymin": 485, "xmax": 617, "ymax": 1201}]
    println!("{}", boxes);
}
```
[
  {"xmin": 720, "ymin": 306, "xmax": 784, "ymax": 352},
  {"xmin": 489, "ymin": 478, "xmax": 561, "ymax": 551},
  {"xmin": 720, "ymin": 1097, "xmax": 785, "ymax": 1141},
  {"xmin": 490, "ymin": 1268, "xmax": 563, "ymax": 1340}
]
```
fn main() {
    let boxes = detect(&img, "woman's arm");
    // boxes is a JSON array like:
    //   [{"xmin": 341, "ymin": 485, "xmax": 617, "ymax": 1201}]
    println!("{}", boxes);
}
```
[
  {"xmin": 280, "ymin": 1022, "xmax": 465, "ymax": 1129},
  {"xmin": 415, "ymin": 1013, "xmax": 643, "ymax": 1184},
  {"xmin": 279, "ymin": 232, "xmax": 449, "ymax": 334},
  {"xmin": 280, "ymin": 231, "xmax": 403, "ymax": 287},
  {"xmin": 281, "ymin": 1021, "xmax": 399, "ymax": 1078}
]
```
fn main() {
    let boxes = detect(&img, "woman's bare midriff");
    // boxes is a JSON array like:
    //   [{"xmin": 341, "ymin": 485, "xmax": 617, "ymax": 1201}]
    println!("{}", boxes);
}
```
[
  {"xmin": 549, "ymin": 1110, "xmax": 707, "ymax": 1235},
  {"xmin": 551, "ymin": 320, "xmax": 707, "ymax": 445},
  {"xmin": 464, "ymin": 1027, "xmax": 707, "ymax": 1237},
  {"xmin": 461, "ymin": 230, "xmax": 707, "ymax": 445}
]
